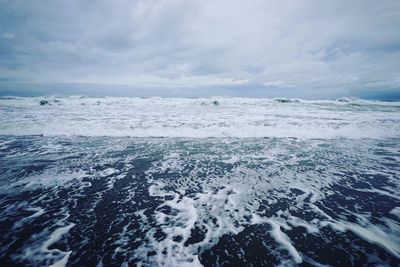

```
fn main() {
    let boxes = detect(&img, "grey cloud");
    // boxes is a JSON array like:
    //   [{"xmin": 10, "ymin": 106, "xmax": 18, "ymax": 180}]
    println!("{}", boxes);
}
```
[{"xmin": 0, "ymin": 0, "xmax": 399, "ymax": 98}]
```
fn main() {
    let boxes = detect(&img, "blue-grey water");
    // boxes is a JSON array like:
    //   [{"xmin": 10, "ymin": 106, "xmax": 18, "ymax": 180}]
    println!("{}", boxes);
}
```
[{"xmin": 0, "ymin": 97, "xmax": 399, "ymax": 266}]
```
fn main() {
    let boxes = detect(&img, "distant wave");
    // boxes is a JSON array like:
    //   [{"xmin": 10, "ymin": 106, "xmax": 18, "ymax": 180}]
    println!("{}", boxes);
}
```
[{"xmin": 0, "ymin": 97, "xmax": 399, "ymax": 139}]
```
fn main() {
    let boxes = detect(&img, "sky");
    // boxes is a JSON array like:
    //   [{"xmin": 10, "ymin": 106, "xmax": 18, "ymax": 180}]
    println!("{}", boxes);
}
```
[{"xmin": 0, "ymin": 0, "xmax": 400, "ymax": 98}]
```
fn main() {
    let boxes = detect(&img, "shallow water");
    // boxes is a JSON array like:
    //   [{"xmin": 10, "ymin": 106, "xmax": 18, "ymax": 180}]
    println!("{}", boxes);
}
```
[{"xmin": 0, "ymin": 97, "xmax": 399, "ymax": 266}]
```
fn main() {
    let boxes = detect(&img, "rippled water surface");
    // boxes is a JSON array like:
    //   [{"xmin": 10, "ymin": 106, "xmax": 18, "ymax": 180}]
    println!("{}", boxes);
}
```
[{"xmin": 0, "ymin": 97, "xmax": 399, "ymax": 266}]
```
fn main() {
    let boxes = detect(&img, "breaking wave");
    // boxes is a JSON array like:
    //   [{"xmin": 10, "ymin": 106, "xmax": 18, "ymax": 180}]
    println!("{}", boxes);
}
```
[{"xmin": 1, "ymin": 96, "xmax": 399, "ymax": 139}]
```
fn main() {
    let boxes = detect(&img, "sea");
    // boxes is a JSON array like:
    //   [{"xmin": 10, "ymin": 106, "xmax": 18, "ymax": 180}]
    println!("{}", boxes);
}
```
[{"xmin": 0, "ymin": 96, "xmax": 399, "ymax": 266}]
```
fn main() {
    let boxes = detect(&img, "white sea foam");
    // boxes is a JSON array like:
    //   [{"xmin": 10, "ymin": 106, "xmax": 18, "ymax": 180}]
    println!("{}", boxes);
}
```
[
  {"xmin": 128, "ymin": 139, "xmax": 400, "ymax": 266},
  {"xmin": 390, "ymin": 207, "xmax": 400, "ymax": 219},
  {"xmin": 15, "ymin": 169, "xmax": 89, "ymax": 191},
  {"xmin": 49, "ymin": 252, "xmax": 72, "ymax": 267},
  {"xmin": 13, "ymin": 207, "xmax": 46, "ymax": 229},
  {"xmin": 322, "ymin": 220, "xmax": 400, "ymax": 258},
  {"xmin": 42, "ymin": 224, "xmax": 75, "ymax": 267},
  {"xmin": 268, "ymin": 219, "xmax": 303, "ymax": 264},
  {"xmin": 1, "ymin": 96, "xmax": 399, "ymax": 139},
  {"xmin": 15, "ymin": 222, "xmax": 75, "ymax": 267}
]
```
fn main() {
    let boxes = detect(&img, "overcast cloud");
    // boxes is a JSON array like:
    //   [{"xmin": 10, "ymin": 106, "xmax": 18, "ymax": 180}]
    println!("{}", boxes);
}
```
[{"xmin": 0, "ymin": 0, "xmax": 400, "ymax": 98}]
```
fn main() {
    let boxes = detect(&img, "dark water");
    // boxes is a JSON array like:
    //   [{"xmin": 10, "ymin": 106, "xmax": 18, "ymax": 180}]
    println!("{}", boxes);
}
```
[{"xmin": 0, "ymin": 136, "xmax": 399, "ymax": 266}]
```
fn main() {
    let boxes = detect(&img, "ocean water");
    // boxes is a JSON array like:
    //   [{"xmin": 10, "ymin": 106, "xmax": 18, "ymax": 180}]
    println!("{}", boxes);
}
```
[{"xmin": 0, "ymin": 96, "xmax": 399, "ymax": 266}]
